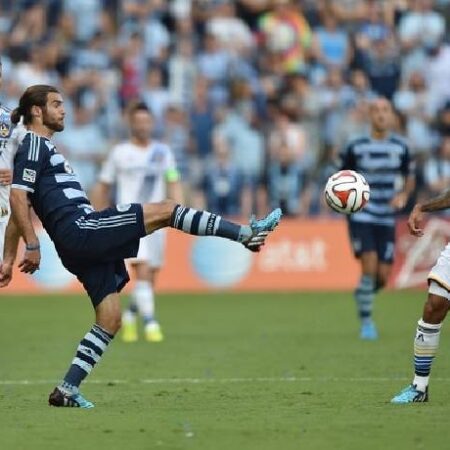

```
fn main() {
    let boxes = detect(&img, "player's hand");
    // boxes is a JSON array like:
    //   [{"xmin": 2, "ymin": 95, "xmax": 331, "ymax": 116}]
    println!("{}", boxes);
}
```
[
  {"xmin": 390, "ymin": 192, "xmax": 408, "ymax": 210},
  {"xmin": 0, "ymin": 169, "xmax": 12, "ymax": 186},
  {"xmin": 408, "ymin": 204, "xmax": 425, "ymax": 237},
  {"xmin": 0, "ymin": 262, "xmax": 13, "ymax": 287},
  {"xmin": 19, "ymin": 249, "xmax": 41, "ymax": 274}
]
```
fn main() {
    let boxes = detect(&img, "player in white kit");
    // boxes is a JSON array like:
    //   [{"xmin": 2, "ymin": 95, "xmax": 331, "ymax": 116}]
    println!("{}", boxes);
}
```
[
  {"xmin": 92, "ymin": 102, "xmax": 182, "ymax": 342},
  {"xmin": 0, "ymin": 59, "xmax": 27, "ymax": 263},
  {"xmin": 392, "ymin": 192, "xmax": 450, "ymax": 403}
]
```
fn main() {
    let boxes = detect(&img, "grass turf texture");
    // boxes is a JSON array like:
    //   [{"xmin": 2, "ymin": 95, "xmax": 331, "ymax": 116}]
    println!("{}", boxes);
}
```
[{"xmin": 0, "ymin": 291, "xmax": 448, "ymax": 450}]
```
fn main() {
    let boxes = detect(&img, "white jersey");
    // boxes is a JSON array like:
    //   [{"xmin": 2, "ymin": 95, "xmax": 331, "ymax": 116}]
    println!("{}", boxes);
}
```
[
  {"xmin": 0, "ymin": 105, "xmax": 26, "ymax": 221},
  {"xmin": 99, "ymin": 140, "xmax": 178, "ymax": 204}
]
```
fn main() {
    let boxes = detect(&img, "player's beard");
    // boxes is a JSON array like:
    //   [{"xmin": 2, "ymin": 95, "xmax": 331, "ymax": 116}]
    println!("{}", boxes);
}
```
[{"xmin": 43, "ymin": 114, "xmax": 64, "ymax": 132}]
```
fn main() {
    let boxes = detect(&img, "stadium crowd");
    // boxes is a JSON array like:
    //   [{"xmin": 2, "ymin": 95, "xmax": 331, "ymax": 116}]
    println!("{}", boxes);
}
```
[{"xmin": 0, "ymin": 0, "xmax": 449, "ymax": 218}]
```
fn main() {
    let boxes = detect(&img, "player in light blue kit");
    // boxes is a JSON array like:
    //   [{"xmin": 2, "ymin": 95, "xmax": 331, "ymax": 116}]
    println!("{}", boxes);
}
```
[{"xmin": 341, "ymin": 98, "xmax": 415, "ymax": 340}]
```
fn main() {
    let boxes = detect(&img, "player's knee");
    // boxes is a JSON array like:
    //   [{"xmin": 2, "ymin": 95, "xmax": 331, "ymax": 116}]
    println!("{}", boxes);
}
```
[
  {"xmin": 423, "ymin": 294, "xmax": 449, "ymax": 323},
  {"xmin": 143, "ymin": 199, "xmax": 177, "ymax": 234},
  {"xmin": 101, "ymin": 312, "xmax": 122, "ymax": 335}
]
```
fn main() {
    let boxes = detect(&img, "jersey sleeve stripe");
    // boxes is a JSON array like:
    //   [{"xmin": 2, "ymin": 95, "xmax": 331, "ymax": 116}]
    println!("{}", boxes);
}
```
[{"xmin": 11, "ymin": 183, "xmax": 35, "ymax": 193}]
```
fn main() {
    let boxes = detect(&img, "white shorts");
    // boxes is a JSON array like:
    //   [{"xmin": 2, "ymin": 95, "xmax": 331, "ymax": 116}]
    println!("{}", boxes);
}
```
[
  {"xmin": 428, "ymin": 243, "xmax": 450, "ymax": 296},
  {"xmin": 128, "ymin": 228, "xmax": 166, "ymax": 268}
]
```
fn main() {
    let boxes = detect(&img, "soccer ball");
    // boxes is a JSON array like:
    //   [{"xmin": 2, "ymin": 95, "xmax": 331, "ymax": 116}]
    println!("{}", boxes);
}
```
[{"xmin": 324, "ymin": 170, "xmax": 370, "ymax": 214}]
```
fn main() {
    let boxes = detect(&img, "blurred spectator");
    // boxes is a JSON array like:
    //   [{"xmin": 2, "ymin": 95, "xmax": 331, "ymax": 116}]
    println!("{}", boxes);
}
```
[
  {"xmin": 142, "ymin": 66, "xmax": 170, "ymax": 135},
  {"xmin": 423, "ymin": 137, "xmax": 450, "ymax": 208},
  {"xmin": 206, "ymin": 1, "xmax": 254, "ymax": 54},
  {"xmin": 54, "ymin": 97, "xmax": 107, "ymax": 193},
  {"xmin": 0, "ymin": 1, "xmax": 448, "ymax": 218},
  {"xmin": 258, "ymin": 0, "xmax": 312, "ymax": 74},
  {"xmin": 162, "ymin": 104, "xmax": 190, "ymax": 182},
  {"xmin": 196, "ymin": 33, "xmax": 231, "ymax": 106},
  {"xmin": 199, "ymin": 133, "xmax": 247, "ymax": 216},
  {"xmin": 264, "ymin": 137, "xmax": 310, "ymax": 217},
  {"xmin": 168, "ymin": 39, "xmax": 197, "ymax": 108},
  {"xmin": 360, "ymin": 35, "xmax": 400, "ymax": 99},
  {"xmin": 312, "ymin": 13, "xmax": 351, "ymax": 70},
  {"xmin": 62, "ymin": 0, "xmax": 104, "ymax": 44},
  {"xmin": 318, "ymin": 68, "xmax": 353, "ymax": 146},
  {"xmin": 394, "ymin": 71, "xmax": 435, "ymax": 155}
]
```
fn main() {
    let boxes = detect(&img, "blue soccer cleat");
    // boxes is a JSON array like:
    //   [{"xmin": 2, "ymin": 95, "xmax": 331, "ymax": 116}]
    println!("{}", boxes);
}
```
[
  {"xmin": 48, "ymin": 387, "xmax": 95, "ymax": 408},
  {"xmin": 243, "ymin": 208, "xmax": 282, "ymax": 252},
  {"xmin": 391, "ymin": 384, "xmax": 428, "ymax": 404},
  {"xmin": 360, "ymin": 320, "xmax": 378, "ymax": 340}
]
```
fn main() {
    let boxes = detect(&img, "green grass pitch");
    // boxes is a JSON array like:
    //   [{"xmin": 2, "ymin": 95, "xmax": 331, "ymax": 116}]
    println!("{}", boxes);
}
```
[{"xmin": 1, "ymin": 290, "xmax": 449, "ymax": 450}]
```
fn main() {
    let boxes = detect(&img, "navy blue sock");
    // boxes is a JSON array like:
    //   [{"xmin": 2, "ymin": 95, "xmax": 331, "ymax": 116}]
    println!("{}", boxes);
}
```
[
  {"xmin": 61, "ymin": 324, "xmax": 113, "ymax": 392},
  {"xmin": 170, "ymin": 205, "xmax": 251, "ymax": 242}
]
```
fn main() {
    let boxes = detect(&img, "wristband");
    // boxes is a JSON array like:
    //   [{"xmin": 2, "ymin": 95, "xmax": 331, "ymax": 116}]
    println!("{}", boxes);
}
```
[{"xmin": 25, "ymin": 243, "xmax": 40, "ymax": 251}]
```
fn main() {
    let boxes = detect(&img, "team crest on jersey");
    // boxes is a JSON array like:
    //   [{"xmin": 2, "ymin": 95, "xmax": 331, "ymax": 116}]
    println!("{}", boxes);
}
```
[
  {"xmin": 0, "ymin": 122, "xmax": 11, "ymax": 138},
  {"xmin": 116, "ymin": 203, "xmax": 132, "ymax": 212},
  {"xmin": 64, "ymin": 160, "xmax": 74, "ymax": 174},
  {"xmin": 23, "ymin": 168, "xmax": 36, "ymax": 183}
]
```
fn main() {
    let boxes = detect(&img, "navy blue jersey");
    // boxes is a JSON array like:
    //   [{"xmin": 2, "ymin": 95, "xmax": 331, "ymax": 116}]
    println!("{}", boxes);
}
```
[
  {"xmin": 12, "ymin": 131, "xmax": 93, "ymax": 230},
  {"xmin": 341, "ymin": 134, "xmax": 414, "ymax": 225}
]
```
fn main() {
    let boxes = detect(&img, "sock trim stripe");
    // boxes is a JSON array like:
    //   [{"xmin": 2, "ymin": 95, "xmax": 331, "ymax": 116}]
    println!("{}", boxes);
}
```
[
  {"xmin": 92, "ymin": 325, "xmax": 113, "ymax": 341},
  {"xmin": 79, "ymin": 341, "xmax": 103, "ymax": 360},
  {"xmin": 72, "ymin": 357, "xmax": 93, "ymax": 374},
  {"xmin": 81, "ymin": 336, "xmax": 106, "ymax": 355},
  {"xmin": 191, "ymin": 211, "xmax": 202, "ymax": 235},
  {"xmin": 90, "ymin": 329, "xmax": 110, "ymax": 345},
  {"xmin": 178, "ymin": 207, "xmax": 190, "ymax": 230},
  {"xmin": 76, "ymin": 351, "xmax": 97, "ymax": 367}
]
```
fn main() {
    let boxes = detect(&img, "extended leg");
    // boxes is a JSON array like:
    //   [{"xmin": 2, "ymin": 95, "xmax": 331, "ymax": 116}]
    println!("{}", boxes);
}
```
[{"xmin": 141, "ymin": 201, "xmax": 281, "ymax": 251}]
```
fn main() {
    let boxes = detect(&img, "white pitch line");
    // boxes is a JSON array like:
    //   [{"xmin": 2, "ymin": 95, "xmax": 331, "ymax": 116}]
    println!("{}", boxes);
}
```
[{"xmin": 0, "ymin": 376, "xmax": 437, "ymax": 386}]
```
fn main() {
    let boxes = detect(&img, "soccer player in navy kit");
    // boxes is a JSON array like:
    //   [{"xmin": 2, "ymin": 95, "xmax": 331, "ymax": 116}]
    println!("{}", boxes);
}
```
[
  {"xmin": 0, "ymin": 85, "xmax": 282, "ymax": 408},
  {"xmin": 341, "ymin": 98, "xmax": 415, "ymax": 340}
]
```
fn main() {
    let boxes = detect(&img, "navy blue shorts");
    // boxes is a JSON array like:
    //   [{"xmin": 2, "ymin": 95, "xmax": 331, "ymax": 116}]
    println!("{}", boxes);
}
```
[
  {"xmin": 50, "ymin": 204, "xmax": 147, "ymax": 307},
  {"xmin": 348, "ymin": 220, "xmax": 396, "ymax": 264}
]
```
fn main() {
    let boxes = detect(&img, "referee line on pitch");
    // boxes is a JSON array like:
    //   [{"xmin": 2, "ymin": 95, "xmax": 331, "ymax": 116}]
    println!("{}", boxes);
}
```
[{"xmin": 0, "ymin": 376, "xmax": 440, "ymax": 386}]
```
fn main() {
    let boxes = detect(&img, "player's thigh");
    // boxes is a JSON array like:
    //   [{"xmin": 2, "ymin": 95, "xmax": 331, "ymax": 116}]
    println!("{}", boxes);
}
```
[
  {"xmin": 374, "ymin": 224, "xmax": 396, "ymax": 265},
  {"xmin": 61, "ymin": 205, "xmax": 147, "ymax": 261},
  {"xmin": 377, "ymin": 262, "xmax": 392, "ymax": 288},
  {"xmin": 360, "ymin": 251, "xmax": 378, "ymax": 276},
  {"xmin": 348, "ymin": 221, "xmax": 376, "ymax": 259},
  {"xmin": 61, "ymin": 257, "xmax": 130, "ymax": 309}
]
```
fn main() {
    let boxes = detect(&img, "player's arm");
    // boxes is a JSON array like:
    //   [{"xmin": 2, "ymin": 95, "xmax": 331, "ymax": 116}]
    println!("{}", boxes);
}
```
[
  {"xmin": 407, "ymin": 191, "xmax": 450, "ymax": 237},
  {"xmin": 0, "ymin": 169, "xmax": 12, "ymax": 185},
  {"xmin": 0, "ymin": 216, "xmax": 21, "ymax": 287},
  {"xmin": 391, "ymin": 143, "xmax": 416, "ymax": 210},
  {"xmin": 165, "ymin": 150, "xmax": 183, "ymax": 203},
  {"xmin": 9, "ymin": 189, "xmax": 40, "ymax": 273},
  {"xmin": 9, "ymin": 137, "xmax": 43, "ymax": 273}
]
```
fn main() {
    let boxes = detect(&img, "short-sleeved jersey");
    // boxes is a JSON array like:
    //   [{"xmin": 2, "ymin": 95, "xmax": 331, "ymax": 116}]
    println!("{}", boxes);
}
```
[
  {"xmin": 99, "ymin": 140, "xmax": 178, "ymax": 204},
  {"xmin": 341, "ymin": 134, "xmax": 414, "ymax": 226},
  {"xmin": 0, "ymin": 105, "xmax": 26, "ymax": 221},
  {"xmin": 12, "ymin": 131, "xmax": 92, "ymax": 230}
]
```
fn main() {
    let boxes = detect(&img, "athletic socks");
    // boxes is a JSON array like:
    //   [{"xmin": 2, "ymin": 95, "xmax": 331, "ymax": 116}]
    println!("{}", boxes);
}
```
[
  {"xmin": 170, "ymin": 205, "xmax": 252, "ymax": 243},
  {"xmin": 134, "ymin": 280, "xmax": 155, "ymax": 325},
  {"xmin": 354, "ymin": 274, "xmax": 375, "ymax": 321},
  {"xmin": 60, "ymin": 324, "xmax": 114, "ymax": 393},
  {"xmin": 413, "ymin": 319, "xmax": 442, "ymax": 392}
]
